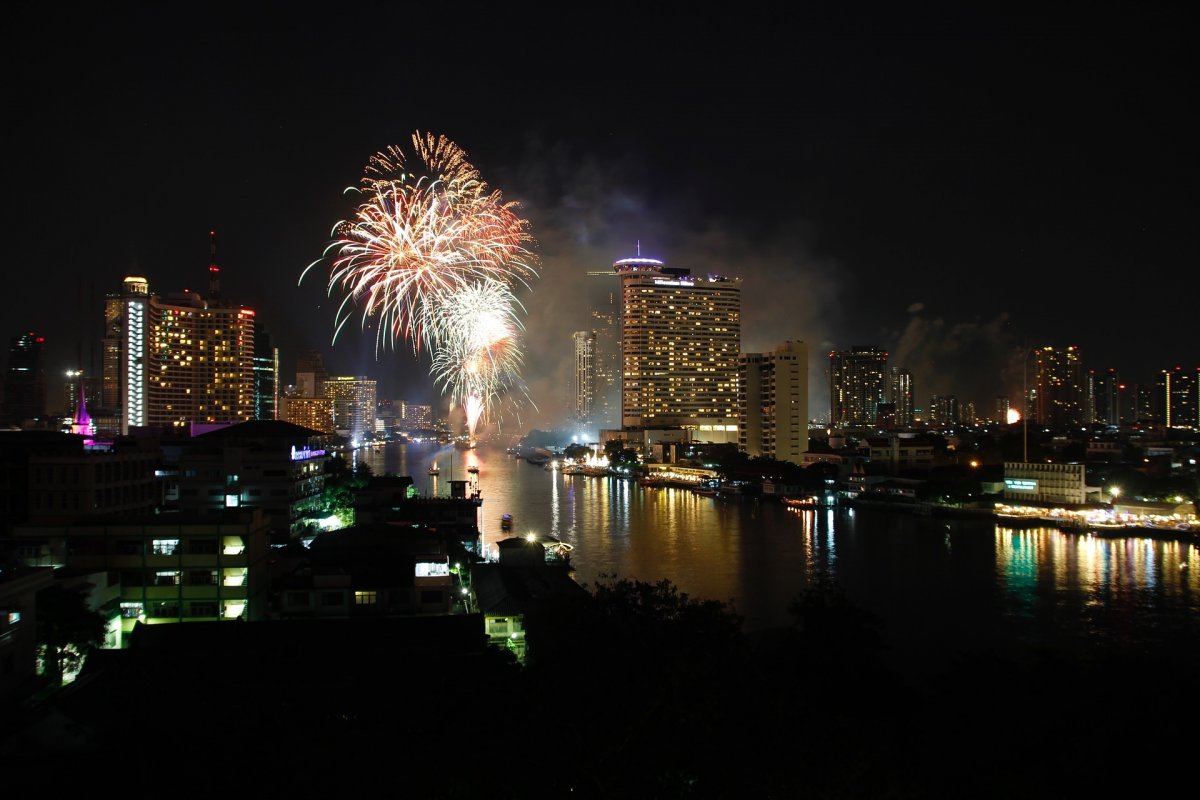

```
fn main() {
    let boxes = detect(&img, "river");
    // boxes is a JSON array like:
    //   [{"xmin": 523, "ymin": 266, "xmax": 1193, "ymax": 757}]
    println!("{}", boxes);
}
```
[{"xmin": 356, "ymin": 440, "xmax": 1200, "ymax": 677}]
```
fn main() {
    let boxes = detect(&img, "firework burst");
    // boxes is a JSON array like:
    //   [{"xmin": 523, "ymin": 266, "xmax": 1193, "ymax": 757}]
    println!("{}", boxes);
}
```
[
  {"xmin": 302, "ymin": 131, "xmax": 537, "ymax": 356},
  {"xmin": 302, "ymin": 132, "xmax": 538, "ymax": 439}
]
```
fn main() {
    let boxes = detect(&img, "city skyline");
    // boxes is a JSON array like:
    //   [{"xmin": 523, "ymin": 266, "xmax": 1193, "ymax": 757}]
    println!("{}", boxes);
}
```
[{"xmin": 5, "ymin": 7, "xmax": 1194, "ymax": 433}]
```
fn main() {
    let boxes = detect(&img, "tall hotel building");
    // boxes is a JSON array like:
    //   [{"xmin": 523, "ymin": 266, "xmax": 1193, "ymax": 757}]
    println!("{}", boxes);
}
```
[
  {"xmin": 829, "ymin": 346, "xmax": 888, "ymax": 429},
  {"xmin": 104, "ymin": 266, "xmax": 256, "ymax": 435},
  {"xmin": 1035, "ymin": 345, "xmax": 1084, "ymax": 428},
  {"xmin": 617, "ymin": 256, "xmax": 742, "ymax": 440},
  {"xmin": 573, "ymin": 330, "xmax": 596, "ymax": 421},
  {"xmin": 325, "ymin": 376, "xmax": 377, "ymax": 442},
  {"xmin": 740, "ymin": 340, "xmax": 809, "ymax": 462}
]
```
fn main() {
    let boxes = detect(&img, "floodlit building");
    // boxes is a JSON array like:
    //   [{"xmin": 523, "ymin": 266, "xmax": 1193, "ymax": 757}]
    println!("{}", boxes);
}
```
[
  {"xmin": 1003, "ymin": 461, "xmax": 1088, "ymax": 505},
  {"xmin": 325, "ymin": 376, "xmax": 377, "ymax": 442},
  {"xmin": 102, "ymin": 236, "xmax": 259, "ymax": 435},
  {"xmin": 617, "ymin": 255, "xmax": 742, "ymax": 441}
]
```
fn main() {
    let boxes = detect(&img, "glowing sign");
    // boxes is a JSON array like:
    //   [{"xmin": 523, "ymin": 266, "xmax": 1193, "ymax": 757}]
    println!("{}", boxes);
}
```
[
  {"xmin": 1004, "ymin": 478, "xmax": 1038, "ymax": 492},
  {"xmin": 290, "ymin": 445, "xmax": 327, "ymax": 461}
]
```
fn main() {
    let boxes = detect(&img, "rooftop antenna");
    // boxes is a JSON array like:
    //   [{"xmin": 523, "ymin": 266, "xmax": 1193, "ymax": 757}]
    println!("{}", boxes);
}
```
[{"xmin": 208, "ymin": 229, "xmax": 221, "ymax": 301}]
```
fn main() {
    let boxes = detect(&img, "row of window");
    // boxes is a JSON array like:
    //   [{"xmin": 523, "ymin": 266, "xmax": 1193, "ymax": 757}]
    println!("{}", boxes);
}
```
[
  {"xmin": 119, "ymin": 568, "xmax": 243, "ymax": 587},
  {"xmin": 122, "ymin": 601, "xmax": 222, "ymax": 618},
  {"xmin": 283, "ymin": 589, "xmax": 444, "ymax": 608}
]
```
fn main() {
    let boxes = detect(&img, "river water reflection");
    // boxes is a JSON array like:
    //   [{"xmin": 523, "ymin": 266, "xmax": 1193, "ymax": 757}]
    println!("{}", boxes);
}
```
[{"xmin": 358, "ymin": 441, "xmax": 1200, "ymax": 673}]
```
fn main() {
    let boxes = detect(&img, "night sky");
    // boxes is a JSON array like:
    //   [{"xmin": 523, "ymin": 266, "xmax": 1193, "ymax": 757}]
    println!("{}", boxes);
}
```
[{"xmin": 6, "ymin": 6, "xmax": 1193, "ymax": 431}]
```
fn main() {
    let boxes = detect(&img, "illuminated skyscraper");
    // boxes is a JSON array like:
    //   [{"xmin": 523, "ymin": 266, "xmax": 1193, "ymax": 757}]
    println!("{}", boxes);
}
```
[
  {"xmin": 617, "ymin": 256, "xmax": 742, "ymax": 438},
  {"xmin": 928, "ymin": 395, "xmax": 959, "ymax": 427},
  {"xmin": 890, "ymin": 367, "xmax": 914, "ymax": 426},
  {"xmin": 253, "ymin": 320, "xmax": 279, "ymax": 421},
  {"xmin": 573, "ymin": 330, "xmax": 596, "ymax": 421},
  {"xmin": 829, "ymin": 346, "xmax": 888, "ymax": 429},
  {"xmin": 1089, "ymin": 368, "xmax": 1121, "ymax": 425},
  {"xmin": 1035, "ymin": 345, "xmax": 1084, "ymax": 428},
  {"xmin": 2, "ymin": 332, "xmax": 47, "ymax": 426},
  {"xmin": 325, "ymin": 376, "xmax": 377, "ymax": 442},
  {"xmin": 103, "ymin": 234, "xmax": 258, "ymax": 434},
  {"xmin": 280, "ymin": 395, "xmax": 334, "ymax": 434},
  {"xmin": 582, "ymin": 267, "xmax": 622, "ymax": 430},
  {"xmin": 1159, "ymin": 366, "xmax": 1199, "ymax": 430},
  {"xmin": 740, "ymin": 340, "xmax": 809, "ymax": 462}
]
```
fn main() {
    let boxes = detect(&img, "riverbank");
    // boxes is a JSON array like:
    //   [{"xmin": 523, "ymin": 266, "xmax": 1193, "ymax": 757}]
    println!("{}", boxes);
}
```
[{"xmin": 845, "ymin": 496, "xmax": 1200, "ymax": 544}]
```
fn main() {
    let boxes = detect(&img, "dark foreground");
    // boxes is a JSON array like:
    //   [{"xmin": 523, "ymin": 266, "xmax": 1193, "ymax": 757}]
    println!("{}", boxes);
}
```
[{"xmin": 3, "ymin": 579, "xmax": 1193, "ymax": 798}]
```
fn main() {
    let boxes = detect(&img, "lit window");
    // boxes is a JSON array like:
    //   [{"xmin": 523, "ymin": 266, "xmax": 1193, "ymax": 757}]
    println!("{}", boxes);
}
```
[{"xmin": 354, "ymin": 590, "xmax": 377, "ymax": 605}]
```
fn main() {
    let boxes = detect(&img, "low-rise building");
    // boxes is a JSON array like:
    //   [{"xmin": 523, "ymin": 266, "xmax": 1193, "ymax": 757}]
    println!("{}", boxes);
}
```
[{"xmin": 10, "ymin": 508, "xmax": 271, "ymax": 645}]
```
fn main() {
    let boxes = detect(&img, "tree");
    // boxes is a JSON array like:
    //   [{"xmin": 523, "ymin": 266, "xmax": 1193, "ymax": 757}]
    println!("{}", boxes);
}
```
[{"xmin": 37, "ymin": 584, "xmax": 106, "ymax": 683}]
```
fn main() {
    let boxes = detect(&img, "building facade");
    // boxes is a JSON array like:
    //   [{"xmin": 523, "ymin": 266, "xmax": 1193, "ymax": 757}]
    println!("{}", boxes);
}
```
[
  {"xmin": 891, "ymin": 367, "xmax": 914, "ymax": 426},
  {"xmin": 103, "ymin": 273, "xmax": 257, "ymax": 435},
  {"xmin": 829, "ymin": 346, "xmax": 888, "ymax": 429},
  {"xmin": 3, "ymin": 332, "xmax": 47, "ymax": 426},
  {"xmin": 740, "ymin": 340, "xmax": 809, "ymax": 462},
  {"xmin": 617, "ymin": 256, "xmax": 742, "ymax": 436},
  {"xmin": 1035, "ymin": 345, "xmax": 1085, "ymax": 428},
  {"xmin": 1002, "ymin": 461, "xmax": 1088, "ymax": 505},
  {"xmin": 573, "ymin": 330, "xmax": 596, "ymax": 422},
  {"xmin": 325, "ymin": 376, "xmax": 377, "ymax": 442},
  {"xmin": 12, "ymin": 509, "xmax": 271, "ymax": 644},
  {"xmin": 1159, "ymin": 366, "xmax": 1198, "ymax": 430},
  {"xmin": 252, "ymin": 320, "xmax": 278, "ymax": 421}
]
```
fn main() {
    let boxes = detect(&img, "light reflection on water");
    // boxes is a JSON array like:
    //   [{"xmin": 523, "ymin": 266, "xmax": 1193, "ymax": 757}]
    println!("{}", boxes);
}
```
[{"xmin": 359, "ymin": 443, "xmax": 1200, "ymax": 667}]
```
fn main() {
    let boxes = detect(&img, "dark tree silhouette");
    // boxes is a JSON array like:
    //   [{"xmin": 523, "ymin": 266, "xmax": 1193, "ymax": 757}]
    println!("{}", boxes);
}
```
[{"xmin": 36, "ymin": 583, "xmax": 106, "ymax": 683}]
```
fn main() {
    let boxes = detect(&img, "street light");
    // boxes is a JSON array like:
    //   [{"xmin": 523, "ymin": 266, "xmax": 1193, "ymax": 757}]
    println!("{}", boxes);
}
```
[{"xmin": 1110, "ymin": 486, "xmax": 1121, "ymax": 506}]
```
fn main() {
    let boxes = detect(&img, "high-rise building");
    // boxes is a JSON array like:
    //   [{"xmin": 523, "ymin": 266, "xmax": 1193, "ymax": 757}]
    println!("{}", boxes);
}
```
[
  {"xmin": 573, "ymin": 330, "xmax": 596, "ymax": 422},
  {"xmin": 280, "ymin": 395, "xmax": 334, "ymax": 434},
  {"xmin": 996, "ymin": 396, "xmax": 1011, "ymax": 423},
  {"xmin": 2, "ymin": 332, "xmax": 47, "ymax": 426},
  {"xmin": 253, "ymin": 321, "xmax": 278, "ymax": 421},
  {"xmin": 102, "ymin": 237, "xmax": 258, "ymax": 434},
  {"xmin": 890, "ymin": 367, "xmax": 914, "ymax": 426},
  {"xmin": 590, "ymin": 289, "xmax": 620, "ymax": 429},
  {"xmin": 1035, "ymin": 345, "xmax": 1085, "ymax": 428},
  {"xmin": 829, "ymin": 346, "xmax": 888, "ymax": 429},
  {"xmin": 740, "ymin": 340, "xmax": 809, "ymax": 462},
  {"xmin": 325, "ymin": 376, "xmax": 377, "ymax": 441},
  {"xmin": 101, "ymin": 293, "xmax": 125, "ymax": 410},
  {"xmin": 295, "ymin": 350, "xmax": 328, "ymax": 399},
  {"xmin": 928, "ymin": 395, "xmax": 959, "ymax": 427},
  {"xmin": 147, "ymin": 288, "xmax": 256, "ymax": 431},
  {"xmin": 398, "ymin": 401, "xmax": 433, "ymax": 432},
  {"xmin": 1159, "ymin": 366, "xmax": 1199, "ymax": 430},
  {"xmin": 1089, "ymin": 368, "xmax": 1121, "ymax": 425},
  {"xmin": 617, "ymin": 256, "xmax": 742, "ymax": 436}
]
